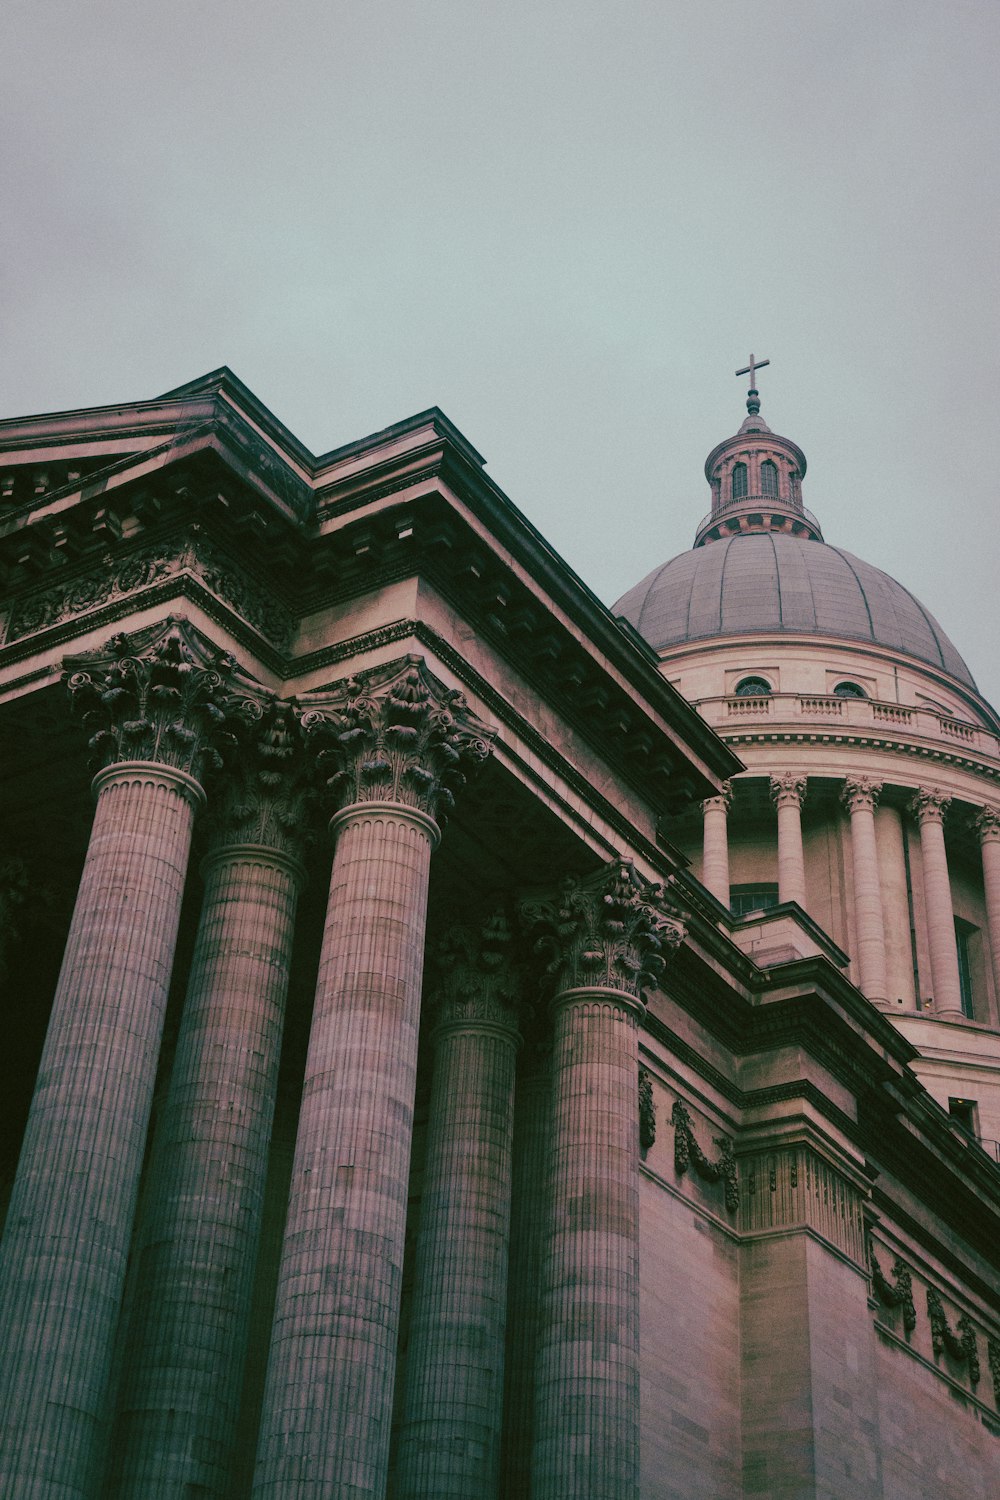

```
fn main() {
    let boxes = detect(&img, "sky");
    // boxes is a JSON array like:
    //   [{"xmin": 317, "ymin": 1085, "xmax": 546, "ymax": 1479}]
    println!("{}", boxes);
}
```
[{"xmin": 4, "ymin": 1, "xmax": 1000, "ymax": 707}]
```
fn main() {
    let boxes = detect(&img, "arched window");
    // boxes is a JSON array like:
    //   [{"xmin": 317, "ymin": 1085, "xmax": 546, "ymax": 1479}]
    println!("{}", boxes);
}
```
[
  {"xmin": 731, "ymin": 462, "xmax": 747, "ymax": 499},
  {"xmin": 734, "ymin": 676, "xmax": 771, "ymax": 697},
  {"xmin": 833, "ymin": 681, "xmax": 867, "ymax": 699},
  {"xmin": 761, "ymin": 460, "xmax": 778, "ymax": 497}
]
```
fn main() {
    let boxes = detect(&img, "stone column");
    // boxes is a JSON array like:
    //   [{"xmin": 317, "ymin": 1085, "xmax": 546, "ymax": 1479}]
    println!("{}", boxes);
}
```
[
  {"xmin": 0, "ymin": 621, "xmax": 243, "ymax": 1500},
  {"xmin": 252, "ymin": 659, "xmax": 492, "ymax": 1500},
  {"xmin": 499, "ymin": 1028, "xmax": 552, "ymax": 1500},
  {"xmin": 841, "ymin": 777, "xmax": 889, "ymax": 1007},
  {"xmin": 875, "ymin": 804, "xmax": 917, "ymax": 1009},
  {"xmin": 701, "ymin": 781, "xmax": 732, "ymax": 907},
  {"xmin": 396, "ymin": 912, "xmax": 521, "ymax": 1500},
  {"xmin": 909, "ymin": 789, "xmax": 963, "ymax": 1018},
  {"xmin": 522, "ymin": 861, "xmax": 686, "ymax": 1500},
  {"xmin": 110, "ymin": 704, "xmax": 311, "ymax": 1500},
  {"xmin": 770, "ymin": 773, "xmax": 807, "ymax": 908},
  {"xmin": 974, "ymin": 806, "xmax": 1000, "ymax": 1023}
]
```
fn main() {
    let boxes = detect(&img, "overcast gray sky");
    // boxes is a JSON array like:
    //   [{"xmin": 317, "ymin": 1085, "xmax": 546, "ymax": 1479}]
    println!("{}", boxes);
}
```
[{"xmin": 4, "ymin": 1, "xmax": 999, "ymax": 707}]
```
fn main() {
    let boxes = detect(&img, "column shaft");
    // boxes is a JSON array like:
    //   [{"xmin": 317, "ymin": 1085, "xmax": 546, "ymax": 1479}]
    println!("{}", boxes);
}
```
[
  {"xmin": 913, "ymin": 798, "xmax": 963, "ymax": 1017},
  {"xmin": 771, "ymin": 776, "xmax": 807, "ymax": 908},
  {"xmin": 396, "ymin": 1011, "xmax": 519, "ymax": 1499},
  {"xmin": 111, "ymin": 844, "xmax": 304, "ymax": 1499},
  {"xmin": 701, "ymin": 790, "xmax": 731, "ymax": 907},
  {"xmin": 846, "ymin": 795, "xmax": 888, "ymax": 1005},
  {"xmin": 499, "ymin": 1052, "xmax": 551, "ymax": 1500},
  {"xmin": 252, "ymin": 802, "xmax": 437, "ymax": 1500},
  {"xmin": 875, "ymin": 805, "xmax": 916, "ymax": 1008},
  {"xmin": 0, "ymin": 762, "xmax": 201, "ymax": 1500},
  {"xmin": 532, "ymin": 988, "xmax": 642, "ymax": 1500},
  {"xmin": 976, "ymin": 813, "xmax": 1000, "ymax": 1021}
]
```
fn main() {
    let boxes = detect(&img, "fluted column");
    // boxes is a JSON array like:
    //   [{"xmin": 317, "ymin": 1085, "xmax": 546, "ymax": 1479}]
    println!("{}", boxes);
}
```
[
  {"xmin": 770, "ymin": 773, "xmax": 807, "ymax": 907},
  {"xmin": 110, "ymin": 704, "xmax": 311, "ymax": 1500},
  {"xmin": 252, "ymin": 659, "xmax": 492, "ymax": 1500},
  {"xmin": 523, "ymin": 861, "xmax": 686, "ymax": 1500},
  {"xmin": 701, "ymin": 781, "xmax": 732, "ymax": 906},
  {"xmin": 499, "ymin": 1029, "xmax": 552, "ymax": 1500},
  {"xmin": 396, "ymin": 912, "xmax": 521, "ymax": 1500},
  {"xmin": 974, "ymin": 807, "xmax": 1000, "ymax": 1022},
  {"xmin": 910, "ymin": 789, "xmax": 963, "ymax": 1018},
  {"xmin": 0, "ymin": 622, "xmax": 243, "ymax": 1500},
  {"xmin": 842, "ymin": 777, "xmax": 888, "ymax": 1006}
]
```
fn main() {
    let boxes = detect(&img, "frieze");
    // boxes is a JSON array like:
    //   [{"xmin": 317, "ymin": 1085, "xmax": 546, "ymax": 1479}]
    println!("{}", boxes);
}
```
[
  {"xmin": 2, "ymin": 535, "xmax": 295, "ymax": 651},
  {"xmin": 740, "ymin": 1144, "xmax": 867, "ymax": 1264},
  {"xmin": 670, "ymin": 1098, "xmax": 739, "ymax": 1213}
]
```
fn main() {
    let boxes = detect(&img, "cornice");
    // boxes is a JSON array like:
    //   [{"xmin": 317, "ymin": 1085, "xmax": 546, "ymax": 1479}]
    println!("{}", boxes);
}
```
[{"xmin": 721, "ymin": 726, "xmax": 1000, "ymax": 788}]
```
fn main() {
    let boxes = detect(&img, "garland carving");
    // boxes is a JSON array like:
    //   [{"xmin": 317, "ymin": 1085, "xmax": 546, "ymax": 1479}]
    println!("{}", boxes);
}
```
[{"xmin": 670, "ymin": 1098, "xmax": 738, "ymax": 1212}]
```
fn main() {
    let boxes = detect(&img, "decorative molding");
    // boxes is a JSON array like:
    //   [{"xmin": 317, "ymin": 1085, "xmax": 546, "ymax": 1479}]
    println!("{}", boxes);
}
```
[
  {"xmin": 670, "ymin": 1098, "xmax": 739, "ymax": 1213},
  {"xmin": 298, "ymin": 654, "xmax": 494, "ymax": 824},
  {"xmin": 427, "ymin": 908, "xmax": 522, "ymax": 1035},
  {"xmin": 203, "ymin": 698, "xmax": 314, "ymax": 860},
  {"xmin": 926, "ymin": 1287, "xmax": 980, "ymax": 1384},
  {"xmin": 719, "ymin": 727, "xmax": 1000, "ymax": 789},
  {"xmin": 769, "ymin": 771, "xmax": 807, "ymax": 810},
  {"xmin": 638, "ymin": 1067, "xmax": 656, "ymax": 1154},
  {"xmin": 2, "ymin": 534, "xmax": 295, "ymax": 651},
  {"xmin": 841, "ymin": 776, "xmax": 883, "ymax": 814},
  {"xmin": 520, "ymin": 859, "xmax": 686, "ymax": 1003},
  {"xmin": 869, "ymin": 1244, "xmax": 917, "ymax": 1333},
  {"xmin": 702, "ymin": 780, "xmax": 733, "ymax": 815},
  {"xmin": 909, "ymin": 787, "xmax": 951, "ymax": 826},
  {"xmin": 987, "ymin": 1334, "xmax": 1000, "ymax": 1408},
  {"xmin": 64, "ymin": 617, "xmax": 259, "ymax": 783},
  {"xmin": 973, "ymin": 805, "xmax": 1000, "ymax": 845},
  {"xmin": 740, "ymin": 1144, "xmax": 867, "ymax": 1264}
]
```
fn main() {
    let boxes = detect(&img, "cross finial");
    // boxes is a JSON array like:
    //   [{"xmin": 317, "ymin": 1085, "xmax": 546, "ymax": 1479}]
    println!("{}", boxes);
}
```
[{"xmin": 735, "ymin": 353, "xmax": 769, "ymax": 415}]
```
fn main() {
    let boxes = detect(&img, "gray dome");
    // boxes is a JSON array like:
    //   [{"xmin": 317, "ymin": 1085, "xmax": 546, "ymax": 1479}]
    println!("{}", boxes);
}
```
[{"xmin": 614, "ymin": 533, "xmax": 976, "ymax": 689}]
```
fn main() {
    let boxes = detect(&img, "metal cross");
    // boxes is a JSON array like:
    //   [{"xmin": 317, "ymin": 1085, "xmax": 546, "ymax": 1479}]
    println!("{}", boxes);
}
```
[{"xmin": 735, "ymin": 353, "xmax": 770, "ymax": 390}]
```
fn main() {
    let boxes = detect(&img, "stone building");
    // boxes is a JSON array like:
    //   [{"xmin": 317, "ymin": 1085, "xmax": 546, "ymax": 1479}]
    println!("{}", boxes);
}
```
[{"xmin": 0, "ymin": 366, "xmax": 997, "ymax": 1499}]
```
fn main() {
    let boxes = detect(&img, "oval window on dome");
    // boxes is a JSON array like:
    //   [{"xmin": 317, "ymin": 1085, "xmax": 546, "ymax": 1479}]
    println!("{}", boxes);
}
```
[
  {"xmin": 731, "ymin": 462, "xmax": 748, "ymax": 499},
  {"xmin": 833, "ymin": 681, "xmax": 867, "ymax": 699},
  {"xmin": 734, "ymin": 676, "xmax": 771, "ymax": 697},
  {"xmin": 761, "ymin": 460, "xmax": 779, "ymax": 497}
]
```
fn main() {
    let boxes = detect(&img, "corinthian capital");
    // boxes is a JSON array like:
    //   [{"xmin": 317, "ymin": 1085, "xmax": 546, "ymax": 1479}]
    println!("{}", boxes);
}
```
[
  {"xmin": 770, "ymin": 772, "xmax": 807, "ymax": 810},
  {"xmin": 520, "ymin": 858, "xmax": 686, "ymax": 1003},
  {"xmin": 973, "ymin": 806, "xmax": 1000, "ymax": 845},
  {"xmin": 204, "ymin": 700, "xmax": 314, "ymax": 860},
  {"xmin": 702, "ymin": 781, "xmax": 733, "ymax": 816},
  {"xmin": 64, "ymin": 618, "xmax": 256, "ymax": 784},
  {"xmin": 841, "ymin": 776, "xmax": 883, "ymax": 814},
  {"xmin": 428, "ymin": 908, "xmax": 522, "ymax": 1035},
  {"xmin": 909, "ymin": 787, "xmax": 951, "ymax": 826},
  {"xmin": 298, "ymin": 655, "xmax": 494, "ymax": 823}
]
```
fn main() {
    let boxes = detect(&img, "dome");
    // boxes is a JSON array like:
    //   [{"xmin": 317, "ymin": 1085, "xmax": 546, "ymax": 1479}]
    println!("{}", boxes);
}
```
[{"xmin": 614, "ymin": 531, "xmax": 977, "ymax": 689}]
